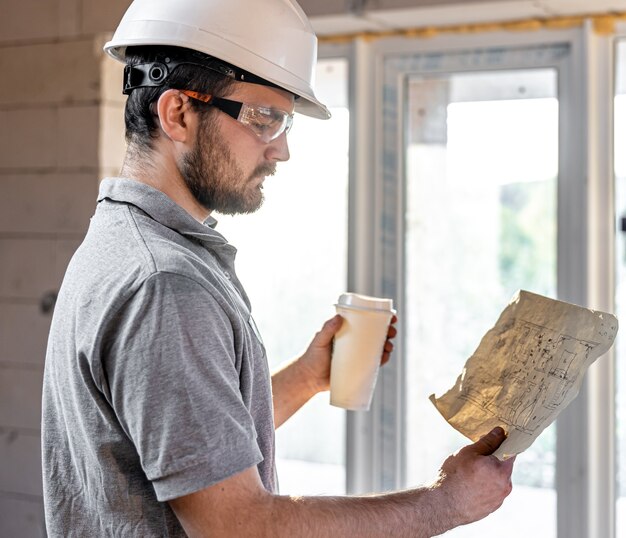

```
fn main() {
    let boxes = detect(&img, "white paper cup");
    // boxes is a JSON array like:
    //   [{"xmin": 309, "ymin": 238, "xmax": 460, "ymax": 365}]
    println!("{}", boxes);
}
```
[{"xmin": 330, "ymin": 293, "xmax": 395, "ymax": 411}]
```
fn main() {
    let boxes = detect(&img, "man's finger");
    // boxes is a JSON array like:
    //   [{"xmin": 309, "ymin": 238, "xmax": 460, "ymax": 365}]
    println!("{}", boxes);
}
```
[
  {"xmin": 317, "ymin": 315, "xmax": 344, "ymax": 346},
  {"xmin": 472, "ymin": 427, "xmax": 507, "ymax": 456}
]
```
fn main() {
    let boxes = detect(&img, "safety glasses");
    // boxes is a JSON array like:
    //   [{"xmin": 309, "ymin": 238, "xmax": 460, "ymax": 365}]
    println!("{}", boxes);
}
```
[{"xmin": 180, "ymin": 90, "xmax": 293, "ymax": 143}]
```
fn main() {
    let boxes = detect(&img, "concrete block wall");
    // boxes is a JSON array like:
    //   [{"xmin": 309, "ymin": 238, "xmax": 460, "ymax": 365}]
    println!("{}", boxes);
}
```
[{"xmin": 0, "ymin": 1, "xmax": 130, "ymax": 536}]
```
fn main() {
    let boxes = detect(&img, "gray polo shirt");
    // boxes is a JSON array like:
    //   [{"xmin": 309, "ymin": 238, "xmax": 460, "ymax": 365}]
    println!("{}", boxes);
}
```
[{"xmin": 42, "ymin": 178, "xmax": 275, "ymax": 537}]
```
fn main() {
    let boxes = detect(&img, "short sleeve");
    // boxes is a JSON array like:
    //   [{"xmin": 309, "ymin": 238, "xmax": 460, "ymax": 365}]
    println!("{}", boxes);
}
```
[{"xmin": 102, "ymin": 271, "xmax": 263, "ymax": 501}]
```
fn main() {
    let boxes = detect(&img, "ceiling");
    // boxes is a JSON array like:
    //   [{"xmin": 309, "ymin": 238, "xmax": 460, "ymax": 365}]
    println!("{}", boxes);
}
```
[{"xmin": 298, "ymin": 0, "xmax": 626, "ymax": 36}]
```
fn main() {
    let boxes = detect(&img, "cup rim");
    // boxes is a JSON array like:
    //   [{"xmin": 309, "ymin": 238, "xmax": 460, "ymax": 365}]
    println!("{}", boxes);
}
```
[{"xmin": 335, "ymin": 303, "xmax": 396, "ymax": 315}]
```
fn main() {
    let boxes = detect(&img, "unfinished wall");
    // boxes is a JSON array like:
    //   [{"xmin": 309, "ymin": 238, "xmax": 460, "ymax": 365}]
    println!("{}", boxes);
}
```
[{"xmin": 0, "ymin": 1, "xmax": 129, "ymax": 535}]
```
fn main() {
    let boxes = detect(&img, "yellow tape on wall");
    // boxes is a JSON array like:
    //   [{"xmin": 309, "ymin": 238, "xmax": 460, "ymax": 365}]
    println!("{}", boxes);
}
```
[{"xmin": 318, "ymin": 12, "xmax": 626, "ymax": 44}]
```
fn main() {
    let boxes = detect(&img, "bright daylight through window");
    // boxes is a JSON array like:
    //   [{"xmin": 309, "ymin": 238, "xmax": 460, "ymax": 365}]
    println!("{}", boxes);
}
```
[
  {"xmin": 216, "ymin": 58, "xmax": 350, "ymax": 495},
  {"xmin": 404, "ymin": 69, "xmax": 558, "ymax": 537}
]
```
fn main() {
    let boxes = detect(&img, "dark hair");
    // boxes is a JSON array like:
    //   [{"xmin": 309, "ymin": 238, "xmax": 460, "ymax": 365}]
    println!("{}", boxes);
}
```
[{"xmin": 123, "ymin": 46, "xmax": 237, "ymax": 152}]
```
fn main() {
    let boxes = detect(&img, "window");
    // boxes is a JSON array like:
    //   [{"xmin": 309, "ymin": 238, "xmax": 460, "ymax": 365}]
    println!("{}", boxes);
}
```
[
  {"xmin": 216, "ymin": 58, "xmax": 350, "ymax": 495},
  {"xmin": 404, "ymin": 68, "xmax": 558, "ymax": 537},
  {"xmin": 366, "ymin": 39, "xmax": 577, "ymax": 531},
  {"xmin": 361, "ymin": 26, "xmax": 625, "ymax": 533}
]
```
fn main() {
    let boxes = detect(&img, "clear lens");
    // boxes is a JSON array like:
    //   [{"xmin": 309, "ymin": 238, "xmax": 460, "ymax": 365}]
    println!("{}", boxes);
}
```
[{"xmin": 239, "ymin": 104, "xmax": 293, "ymax": 143}]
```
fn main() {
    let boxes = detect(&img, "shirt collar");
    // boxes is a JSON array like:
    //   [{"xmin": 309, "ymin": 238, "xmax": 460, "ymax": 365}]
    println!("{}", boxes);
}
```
[{"xmin": 97, "ymin": 177, "xmax": 229, "ymax": 245}]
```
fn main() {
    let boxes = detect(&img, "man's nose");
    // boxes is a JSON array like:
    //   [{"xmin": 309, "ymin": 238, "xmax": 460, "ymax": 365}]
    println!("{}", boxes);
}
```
[{"xmin": 265, "ymin": 131, "xmax": 290, "ymax": 163}]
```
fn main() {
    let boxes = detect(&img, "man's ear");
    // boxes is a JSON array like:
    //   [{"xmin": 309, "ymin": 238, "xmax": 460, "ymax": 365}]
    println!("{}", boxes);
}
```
[{"xmin": 155, "ymin": 89, "xmax": 194, "ymax": 143}]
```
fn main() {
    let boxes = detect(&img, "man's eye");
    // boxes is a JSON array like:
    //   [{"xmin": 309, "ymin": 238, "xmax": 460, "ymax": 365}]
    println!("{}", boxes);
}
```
[
  {"xmin": 249, "ymin": 111, "xmax": 274, "ymax": 125},
  {"xmin": 254, "ymin": 123, "xmax": 273, "ymax": 132},
  {"xmin": 250, "ymin": 116, "xmax": 277, "ymax": 132}
]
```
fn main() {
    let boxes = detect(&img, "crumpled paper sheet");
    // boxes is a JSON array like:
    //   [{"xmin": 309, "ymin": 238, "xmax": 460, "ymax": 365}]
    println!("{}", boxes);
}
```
[{"xmin": 430, "ymin": 290, "xmax": 618, "ymax": 460}]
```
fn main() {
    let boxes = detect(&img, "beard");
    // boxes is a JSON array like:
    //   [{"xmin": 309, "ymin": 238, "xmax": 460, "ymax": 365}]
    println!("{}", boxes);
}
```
[{"xmin": 179, "ymin": 113, "xmax": 276, "ymax": 215}]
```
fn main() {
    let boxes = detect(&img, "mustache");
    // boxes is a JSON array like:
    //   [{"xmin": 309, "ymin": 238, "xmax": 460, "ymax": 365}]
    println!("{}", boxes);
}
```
[{"xmin": 251, "ymin": 163, "xmax": 276, "ymax": 179}]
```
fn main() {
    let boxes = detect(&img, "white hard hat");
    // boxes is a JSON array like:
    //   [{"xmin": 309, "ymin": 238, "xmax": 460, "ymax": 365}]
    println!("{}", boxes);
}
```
[{"xmin": 104, "ymin": 0, "xmax": 330, "ymax": 120}]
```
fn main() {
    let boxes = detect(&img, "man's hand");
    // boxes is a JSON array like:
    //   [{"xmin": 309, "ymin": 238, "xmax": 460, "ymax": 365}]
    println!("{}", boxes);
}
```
[
  {"xmin": 432, "ymin": 427, "xmax": 515, "ymax": 528},
  {"xmin": 299, "ymin": 314, "xmax": 398, "ymax": 394},
  {"xmin": 271, "ymin": 314, "xmax": 398, "ymax": 427}
]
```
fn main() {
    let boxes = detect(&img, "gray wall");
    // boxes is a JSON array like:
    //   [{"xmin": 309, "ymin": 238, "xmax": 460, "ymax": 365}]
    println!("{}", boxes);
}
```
[{"xmin": 0, "ymin": 1, "xmax": 130, "ymax": 535}]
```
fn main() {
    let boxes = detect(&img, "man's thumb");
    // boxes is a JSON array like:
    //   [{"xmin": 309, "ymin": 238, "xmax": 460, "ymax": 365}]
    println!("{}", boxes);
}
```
[
  {"xmin": 473, "ymin": 427, "xmax": 507, "ymax": 456},
  {"xmin": 316, "ymin": 315, "xmax": 344, "ymax": 346}
]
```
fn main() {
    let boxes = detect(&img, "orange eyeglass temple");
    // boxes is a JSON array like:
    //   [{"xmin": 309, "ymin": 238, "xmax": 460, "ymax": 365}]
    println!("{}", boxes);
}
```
[{"xmin": 181, "ymin": 90, "xmax": 212, "ymax": 103}]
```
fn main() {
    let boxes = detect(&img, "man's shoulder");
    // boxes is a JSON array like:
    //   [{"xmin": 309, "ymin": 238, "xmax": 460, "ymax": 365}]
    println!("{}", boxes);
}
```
[
  {"xmin": 87, "ymin": 199, "xmax": 209, "ymax": 273},
  {"xmin": 79, "ymin": 201, "xmax": 233, "ymax": 310},
  {"xmin": 50, "ymin": 201, "xmax": 233, "ymax": 358}
]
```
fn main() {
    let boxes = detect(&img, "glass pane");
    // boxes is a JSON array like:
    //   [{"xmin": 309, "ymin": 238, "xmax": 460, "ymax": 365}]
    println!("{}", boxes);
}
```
[
  {"xmin": 404, "ymin": 69, "xmax": 558, "ymax": 536},
  {"xmin": 615, "ymin": 39, "xmax": 626, "ymax": 536},
  {"xmin": 215, "ymin": 58, "xmax": 349, "ymax": 495}
]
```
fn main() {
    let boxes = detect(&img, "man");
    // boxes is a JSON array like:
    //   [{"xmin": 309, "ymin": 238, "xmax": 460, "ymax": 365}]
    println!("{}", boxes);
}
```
[{"xmin": 42, "ymin": 0, "xmax": 514, "ymax": 536}]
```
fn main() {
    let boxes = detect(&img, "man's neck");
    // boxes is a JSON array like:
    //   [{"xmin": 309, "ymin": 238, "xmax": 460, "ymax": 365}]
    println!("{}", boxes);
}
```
[{"xmin": 119, "ymin": 146, "xmax": 211, "ymax": 223}]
